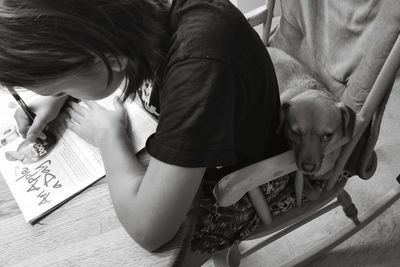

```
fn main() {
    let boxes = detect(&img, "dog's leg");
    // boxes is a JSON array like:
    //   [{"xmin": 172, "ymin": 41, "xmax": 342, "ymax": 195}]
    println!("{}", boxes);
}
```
[
  {"xmin": 295, "ymin": 170, "xmax": 304, "ymax": 207},
  {"xmin": 303, "ymin": 176, "xmax": 322, "ymax": 200}
]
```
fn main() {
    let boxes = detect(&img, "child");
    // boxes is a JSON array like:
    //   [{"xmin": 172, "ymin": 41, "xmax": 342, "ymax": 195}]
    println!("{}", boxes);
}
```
[{"xmin": 0, "ymin": 0, "xmax": 290, "ymax": 264}]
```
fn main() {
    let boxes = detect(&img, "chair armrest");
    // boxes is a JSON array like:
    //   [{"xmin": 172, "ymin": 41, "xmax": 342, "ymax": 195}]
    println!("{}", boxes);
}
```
[
  {"xmin": 213, "ymin": 132, "xmax": 350, "ymax": 207},
  {"xmin": 213, "ymin": 150, "xmax": 297, "ymax": 207}
]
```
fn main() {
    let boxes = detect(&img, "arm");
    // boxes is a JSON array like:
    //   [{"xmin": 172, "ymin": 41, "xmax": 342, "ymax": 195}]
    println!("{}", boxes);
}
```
[
  {"xmin": 99, "ymin": 129, "xmax": 204, "ymax": 251},
  {"xmin": 66, "ymin": 99, "xmax": 205, "ymax": 251}
]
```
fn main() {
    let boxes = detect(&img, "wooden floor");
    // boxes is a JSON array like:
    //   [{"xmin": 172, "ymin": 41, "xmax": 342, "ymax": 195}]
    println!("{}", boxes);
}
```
[{"xmin": 234, "ymin": 74, "xmax": 400, "ymax": 267}]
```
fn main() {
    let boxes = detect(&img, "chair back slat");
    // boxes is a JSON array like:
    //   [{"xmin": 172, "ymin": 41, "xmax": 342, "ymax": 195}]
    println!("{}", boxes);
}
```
[{"xmin": 326, "ymin": 34, "xmax": 400, "ymax": 189}]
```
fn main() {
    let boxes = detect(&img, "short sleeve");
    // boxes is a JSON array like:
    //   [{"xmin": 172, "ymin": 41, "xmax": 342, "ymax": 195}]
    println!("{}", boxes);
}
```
[{"xmin": 146, "ymin": 58, "xmax": 242, "ymax": 168}]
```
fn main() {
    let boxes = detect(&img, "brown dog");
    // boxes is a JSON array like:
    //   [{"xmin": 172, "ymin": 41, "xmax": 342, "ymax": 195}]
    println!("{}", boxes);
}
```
[
  {"xmin": 279, "ymin": 90, "xmax": 355, "ymax": 176},
  {"xmin": 269, "ymin": 47, "xmax": 356, "ymax": 177},
  {"xmin": 268, "ymin": 47, "xmax": 355, "ymax": 205}
]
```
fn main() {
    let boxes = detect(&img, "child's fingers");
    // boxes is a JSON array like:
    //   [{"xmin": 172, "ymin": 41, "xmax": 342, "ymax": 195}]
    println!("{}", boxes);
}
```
[
  {"xmin": 82, "ymin": 100, "xmax": 102, "ymax": 110},
  {"xmin": 65, "ymin": 107, "xmax": 84, "ymax": 124},
  {"xmin": 14, "ymin": 108, "xmax": 32, "ymax": 138},
  {"xmin": 69, "ymin": 101, "xmax": 90, "ymax": 115},
  {"xmin": 64, "ymin": 117, "xmax": 80, "ymax": 133},
  {"xmin": 26, "ymin": 117, "xmax": 48, "ymax": 141}
]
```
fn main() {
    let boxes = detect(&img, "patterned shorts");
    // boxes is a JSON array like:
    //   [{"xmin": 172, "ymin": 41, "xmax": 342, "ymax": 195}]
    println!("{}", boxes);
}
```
[{"xmin": 190, "ymin": 171, "xmax": 353, "ymax": 254}]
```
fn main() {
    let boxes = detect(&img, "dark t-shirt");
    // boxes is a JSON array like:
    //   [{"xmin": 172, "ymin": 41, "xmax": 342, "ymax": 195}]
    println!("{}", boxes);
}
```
[{"xmin": 140, "ymin": 0, "xmax": 288, "ymax": 183}]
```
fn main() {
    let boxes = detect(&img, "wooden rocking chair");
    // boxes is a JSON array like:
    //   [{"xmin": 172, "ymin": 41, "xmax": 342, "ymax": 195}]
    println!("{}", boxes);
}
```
[{"xmin": 211, "ymin": 0, "xmax": 400, "ymax": 266}]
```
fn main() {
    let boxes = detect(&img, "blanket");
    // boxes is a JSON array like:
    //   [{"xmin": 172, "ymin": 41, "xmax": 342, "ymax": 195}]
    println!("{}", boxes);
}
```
[{"xmin": 270, "ymin": 0, "xmax": 400, "ymax": 179}]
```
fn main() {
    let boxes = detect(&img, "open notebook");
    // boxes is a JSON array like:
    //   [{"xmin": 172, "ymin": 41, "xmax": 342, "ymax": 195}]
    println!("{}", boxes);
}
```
[{"xmin": 0, "ymin": 88, "xmax": 157, "ymax": 223}]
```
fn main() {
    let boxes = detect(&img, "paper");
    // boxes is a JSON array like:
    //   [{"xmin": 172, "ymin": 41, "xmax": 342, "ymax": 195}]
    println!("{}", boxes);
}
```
[{"xmin": 0, "ymin": 88, "xmax": 157, "ymax": 223}]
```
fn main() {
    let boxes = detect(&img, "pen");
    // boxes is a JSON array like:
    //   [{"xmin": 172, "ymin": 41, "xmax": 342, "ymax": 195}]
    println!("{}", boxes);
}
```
[{"xmin": 8, "ymin": 87, "xmax": 37, "ymax": 123}]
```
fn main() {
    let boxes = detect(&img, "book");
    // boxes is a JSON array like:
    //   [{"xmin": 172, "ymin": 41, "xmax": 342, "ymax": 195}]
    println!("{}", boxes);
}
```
[{"xmin": 0, "ymin": 88, "xmax": 157, "ymax": 223}]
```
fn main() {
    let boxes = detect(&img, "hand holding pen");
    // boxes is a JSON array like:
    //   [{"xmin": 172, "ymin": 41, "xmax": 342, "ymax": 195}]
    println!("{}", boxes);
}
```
[
  {"xmin": 8, "ymin": 87, "xmax": 46, "ymax": 141},
  {"xmin": 8, "ymin": 88, "xmax": 70, "ymax": 141},
  {"xmin": 8, "ymin": 87, "xmax": 70, "ymax": 141},
  {"xmin": 8, "ymin": 87, "xmax": 37, "ymax": 124}
]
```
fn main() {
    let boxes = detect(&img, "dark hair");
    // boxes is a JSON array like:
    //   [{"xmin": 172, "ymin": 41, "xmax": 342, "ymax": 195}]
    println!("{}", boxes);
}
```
[{"xmin": 0, "ymin": 0, "xmax": 169, "ymax": 100}]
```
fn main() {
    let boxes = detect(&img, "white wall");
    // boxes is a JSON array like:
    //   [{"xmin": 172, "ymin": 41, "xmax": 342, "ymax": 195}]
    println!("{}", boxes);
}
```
[
  {"xmin": 237, "ymin": 0, "xmax": 265, "ymax": 13},
  {"xmin": 237, "ymin": 0, "xmax": 281, "ymax": 16}
]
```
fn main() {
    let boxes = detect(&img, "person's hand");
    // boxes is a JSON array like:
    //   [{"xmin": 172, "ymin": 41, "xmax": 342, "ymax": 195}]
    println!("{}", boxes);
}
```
[
  {"xmin": 14, "ymin": 95, "xmax": 69, "ymax": 141},
  {"xmin": 65, "ymin": 97, "xmax": 128, "ymax": 147}
]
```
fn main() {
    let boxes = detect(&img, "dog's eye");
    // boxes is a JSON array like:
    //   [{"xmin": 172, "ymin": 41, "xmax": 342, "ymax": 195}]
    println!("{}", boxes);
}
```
[{"xmin": 321, "ymin": 133, "xmax": 333, "ymax": 142}]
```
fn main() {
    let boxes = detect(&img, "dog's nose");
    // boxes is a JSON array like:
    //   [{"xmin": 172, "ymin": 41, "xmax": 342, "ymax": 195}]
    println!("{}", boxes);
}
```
[{"xmin": 301, "ymin": 163, "xmax": 317, "ymax": 173}]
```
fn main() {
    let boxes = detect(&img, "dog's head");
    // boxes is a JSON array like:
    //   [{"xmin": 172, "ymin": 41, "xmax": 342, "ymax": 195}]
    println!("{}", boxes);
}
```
[{"xmin": 278, "ymin": 90, "xmax": 355, "ymax": 175}]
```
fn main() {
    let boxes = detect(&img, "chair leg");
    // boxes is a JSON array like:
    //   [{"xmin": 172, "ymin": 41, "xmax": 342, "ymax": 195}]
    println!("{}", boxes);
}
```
[
  {"xmin": 295, "ymin": 171, "xmax": 304, "ymax": 207},
  {"xmin": 337, "ymin": 190, "xmax": 360, "ymax": 225},
  {"xmin": 210, "ymin": 251, "xmax": 228, "ymax": 267},
  {"xmin": 227, "ymin": 245, "xmax": 241, "ymax": 267},
  {"xmin": 212, "ymin": 245, "xmax": 241, "ymax": 267}
]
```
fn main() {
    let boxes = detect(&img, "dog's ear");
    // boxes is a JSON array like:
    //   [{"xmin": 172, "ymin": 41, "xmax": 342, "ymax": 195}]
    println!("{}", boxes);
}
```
[
  {"xmin": 277, "ymin": 102, "xmax": 290, "ymax": 134},
  {"xmin": 338, "ymin": 103, "xmax": 356, "ymax": 139}
]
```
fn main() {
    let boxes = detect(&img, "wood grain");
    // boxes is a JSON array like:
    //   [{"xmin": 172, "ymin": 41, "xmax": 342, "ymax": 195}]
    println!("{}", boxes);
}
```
[{"xmin": 0, "ymin": 172, "xmax": 180, "ymax": 266}]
